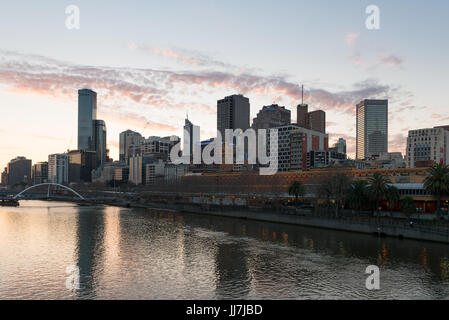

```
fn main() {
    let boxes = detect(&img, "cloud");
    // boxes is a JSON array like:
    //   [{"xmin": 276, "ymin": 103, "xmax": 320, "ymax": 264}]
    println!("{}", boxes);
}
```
[
  {"xmin": 389, "ymin": 133, "xmax": 406, "ymax": 154},
  {"xmin": 99, "ymin": 109, "xmax": 178, "ymax": 133},
  {"xmin": 379, "ymin": 54, "xmax": 403, "ymax": 68},
  {"xmin": 351, "ymin": 52, "xmax": 404, "ymax": 70},
  {"xmin": 32, "ymin": 135, "xmax": 68, "ymax": 142},
  {"xmin": 395, "ymin": 105, "xmax": 429, "ymax": 113},
  {"xmin": 345, "ymin": 33, "xmax": 360, "ymax": 47},
  {"xmin": 129, "ymin": 44, "xmax": 235, "ymax": 69},
  {"xmin": 0, "ymin": 50, "xmax": 403, "ymax": 120}
]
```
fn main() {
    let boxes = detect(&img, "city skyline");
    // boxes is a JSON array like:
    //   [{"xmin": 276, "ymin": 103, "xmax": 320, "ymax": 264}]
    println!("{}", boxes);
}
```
[{"xmin": 1, "ymin": 0, "xmax": 449, "ymax": 170}]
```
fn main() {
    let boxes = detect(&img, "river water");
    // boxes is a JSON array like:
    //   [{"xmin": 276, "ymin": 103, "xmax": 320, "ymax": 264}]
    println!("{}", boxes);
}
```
[{"xmin": 1, "ymin": 200, "xmax": 449, "ymax": 299}]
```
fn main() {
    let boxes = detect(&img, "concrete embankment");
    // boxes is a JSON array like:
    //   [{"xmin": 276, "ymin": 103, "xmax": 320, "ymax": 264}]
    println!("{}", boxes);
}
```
[
  {"xmin": 80, "ymin": 197, "xmax": 449, "ymax": 244},
  {"xmin": 111, "ymin": 200, "xmax": 449, "ymax": 244}
]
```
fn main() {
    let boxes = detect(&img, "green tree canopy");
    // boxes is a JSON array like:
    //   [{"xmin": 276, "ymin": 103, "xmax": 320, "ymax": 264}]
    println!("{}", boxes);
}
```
[{"xmin": 424, "ymin": 163, "xmax": 449, "ymax": 218}]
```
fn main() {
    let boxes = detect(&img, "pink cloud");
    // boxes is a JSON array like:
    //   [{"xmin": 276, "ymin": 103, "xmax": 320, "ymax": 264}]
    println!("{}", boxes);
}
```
[{"xmin": 345, "ymin": 33, "xmax": 360, "ymax": 47}]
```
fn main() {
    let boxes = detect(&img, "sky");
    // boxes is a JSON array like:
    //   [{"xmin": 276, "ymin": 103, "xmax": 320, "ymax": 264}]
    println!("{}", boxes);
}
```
[{"xmin": 0, "ymin": 0, "xmax": 449, "ymax": 170}]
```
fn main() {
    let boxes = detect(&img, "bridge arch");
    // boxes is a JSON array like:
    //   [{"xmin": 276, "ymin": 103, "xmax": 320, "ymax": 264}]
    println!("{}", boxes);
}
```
[{"xmin": 13, "ymin": 183, "xmax": 85, "ymax": 200}]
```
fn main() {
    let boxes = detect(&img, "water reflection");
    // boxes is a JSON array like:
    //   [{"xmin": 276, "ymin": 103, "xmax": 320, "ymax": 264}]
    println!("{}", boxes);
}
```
[{"xmin": 1, "ymin": 201, "xmax": 449, "ymax": 299}]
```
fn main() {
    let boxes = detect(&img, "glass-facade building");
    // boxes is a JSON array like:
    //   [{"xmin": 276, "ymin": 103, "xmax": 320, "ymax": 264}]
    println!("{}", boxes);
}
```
[
  {"xmin": 93, "ymin": 120, "xmax": 107, "ymax": 168},
  {"xmin": 78, "ymin": 89, "xmax": 97, "ymax": 151},
  {"xmin": 356, "ymin": 99, "xmax": 388, "ymax": 159}
]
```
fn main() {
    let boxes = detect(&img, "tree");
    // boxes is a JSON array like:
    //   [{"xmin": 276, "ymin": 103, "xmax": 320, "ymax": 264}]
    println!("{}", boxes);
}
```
[
  {"xmin": 367, "ymin": 173, "xmax": 392, "ymax": 217},
  {"xmin": 317, "ymin": 171, "xmax": 352, "ymax": 217},
  {"xmin": 347, "ymin": 180, "xmax": 369, "ymax": 211},
  {"xmin": 288, "ymin": 180, "xmax": 306, "ymax": 205},
  {"xmin": 424, "ymin": 163, "xmax": 449, "ymax": 219},
  {"xmin": 386, "ymin": 184, "xmax": 401, "ymax": 212},
  {"xmin": 401, "ymin": 196, "xmax": 416, "ymax": 219}
]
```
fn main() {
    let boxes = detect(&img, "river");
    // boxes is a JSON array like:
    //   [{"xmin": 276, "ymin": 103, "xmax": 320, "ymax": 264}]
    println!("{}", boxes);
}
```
[{"xmin": 1, "ymin": 200, "xmax": 449, "ymax": 299}]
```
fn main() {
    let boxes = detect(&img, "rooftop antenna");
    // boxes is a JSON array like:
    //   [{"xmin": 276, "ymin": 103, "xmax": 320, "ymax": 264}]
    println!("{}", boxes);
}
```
[{"xmin": 301, "ymin": 84, "xmax": 304, "ymax": 105}]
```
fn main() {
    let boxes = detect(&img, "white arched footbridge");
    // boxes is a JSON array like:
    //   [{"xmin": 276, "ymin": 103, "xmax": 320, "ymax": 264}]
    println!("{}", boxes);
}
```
[{"xmin": 13, "ymin": 183, "xmax": 85, "ymax": 200}]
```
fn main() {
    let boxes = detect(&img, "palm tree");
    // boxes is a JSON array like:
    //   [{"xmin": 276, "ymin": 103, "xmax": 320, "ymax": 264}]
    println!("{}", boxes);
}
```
[
  {"xmin": 288, "ymin": 180, "xmax": 306, "ymax": 205},
  {"xmin": 348, "ymin": 180, "xmax": 369, "ymax": 211},
  {"xmin": 424, "ymin": 163, "xmax": 449, "ymax": 219},
  {"xmin": 386, "ymin": 185, "xmax": 401, "ymax": 213},
  {"xmin": 401, "ymin": 196, "xmax": 416, "ymax": 220},
  {"xmin": 367, "ymin": 173, "xmax": 391, "ymax": 217}
]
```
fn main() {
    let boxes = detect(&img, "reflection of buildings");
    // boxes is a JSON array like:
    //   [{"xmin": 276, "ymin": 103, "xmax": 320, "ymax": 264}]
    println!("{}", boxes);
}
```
[
  {"xmin": 214, "ymin": 244, "xmax": 251, "ymax": 299},
  {"xmin": 74, "ymin": 207, "xmax": 106, "ymax": 298}
]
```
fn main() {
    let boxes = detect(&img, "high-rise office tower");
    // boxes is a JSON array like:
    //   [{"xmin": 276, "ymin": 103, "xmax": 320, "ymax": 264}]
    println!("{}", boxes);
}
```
[
  {"xmin": 308, "ymin": 110, "xmax": 326, "ymax": 133},
  {"xmin": 119, "ymin": 130, "xmax": 143, "ymax": 163},
  {"xmin": 78, "ymin": 89, "xmax": 97, "ymax": 151},
  {"xmin": 217, "ymin": 94, "xmax": 250, "ymax": 137},
  {"xmin": 252, "ymin": 104, "xmax": 291, "ymax": 131},
  {"xmin": 7, "ymin": 156, "xmax": 32, "ymax": 186},
  {"xmin": 48, "ymin": 154, "xmax": 69, "ymax": 185},
  {"xmin": 32, "ymin": 162, "xmax": 48, "ymax": 185},
  {"xmin": 296, "ymin": 104, "xmax": 309, "ymax": 128},
  {"xmin": 93, "ymin": 120, "xmax": 107, "ymax": 168},
  {"xmin": 184, "ymin": 118, "xmax": 200, "ymax": 161},
  {"xmin": 296, "ymin": 104, "xmax": 325, "ymax": 133},
  {"xmin": 67, "ymin": 150, "xmax": 97, "ymax": 183},
  {"xmin": 356, "ymin": 99, "xmax": 388, "ymax": 159}
]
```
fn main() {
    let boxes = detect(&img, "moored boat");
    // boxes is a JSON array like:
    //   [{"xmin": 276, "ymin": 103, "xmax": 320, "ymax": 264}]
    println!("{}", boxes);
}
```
[{"xmin": 0, "ymin": 199, "xmax": 19, "ymax": 206}]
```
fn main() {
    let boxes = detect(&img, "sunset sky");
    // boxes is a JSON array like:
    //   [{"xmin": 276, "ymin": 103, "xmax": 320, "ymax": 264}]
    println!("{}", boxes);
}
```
[{"xmin": 1, "ymin": 0, "xmax": 449, "ymax": 170}]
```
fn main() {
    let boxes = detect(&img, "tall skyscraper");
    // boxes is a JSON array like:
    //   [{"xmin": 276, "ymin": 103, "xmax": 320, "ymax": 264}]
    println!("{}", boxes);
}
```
[
  {"xmin": 296, "ymin": 104, "xmax": 325, "ymax": 133},
  {"xmin": 93, "ymin": 120, "xmax": 107, "ymax": 168},
  {"xmin": 78, "ymin": 89, "xmax": 97, "ymax": 151},
  {"xmin": 252, "ymin": 104, "xmax": 291, "ymax": 131},
  {"xmin": 217, "ymin": 94, "xmax": 250, "ymax": 137},
  {"xmin": 296, "ymin": 104, "xmax": 309, "ymax": 128},
  {"xmin": 184, "ymin": 118, "xmax": 200, "ymax": 161},
  {"xmin": 119, "ymin": 130, "xmax": 142, "ymax": 163},
  {"xmin": 308, "ymin": 110, "xmax": 326, "ymax": 133},
  {"xmin": 356, "ymin": 99, "xmax": 388, "ymax": 159}
]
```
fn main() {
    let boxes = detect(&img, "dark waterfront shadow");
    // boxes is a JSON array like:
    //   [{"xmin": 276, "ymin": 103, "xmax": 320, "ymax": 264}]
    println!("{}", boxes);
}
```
[{"xmin": 74, "ymin": 205, "xmax": 106, "ymax": 299}]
